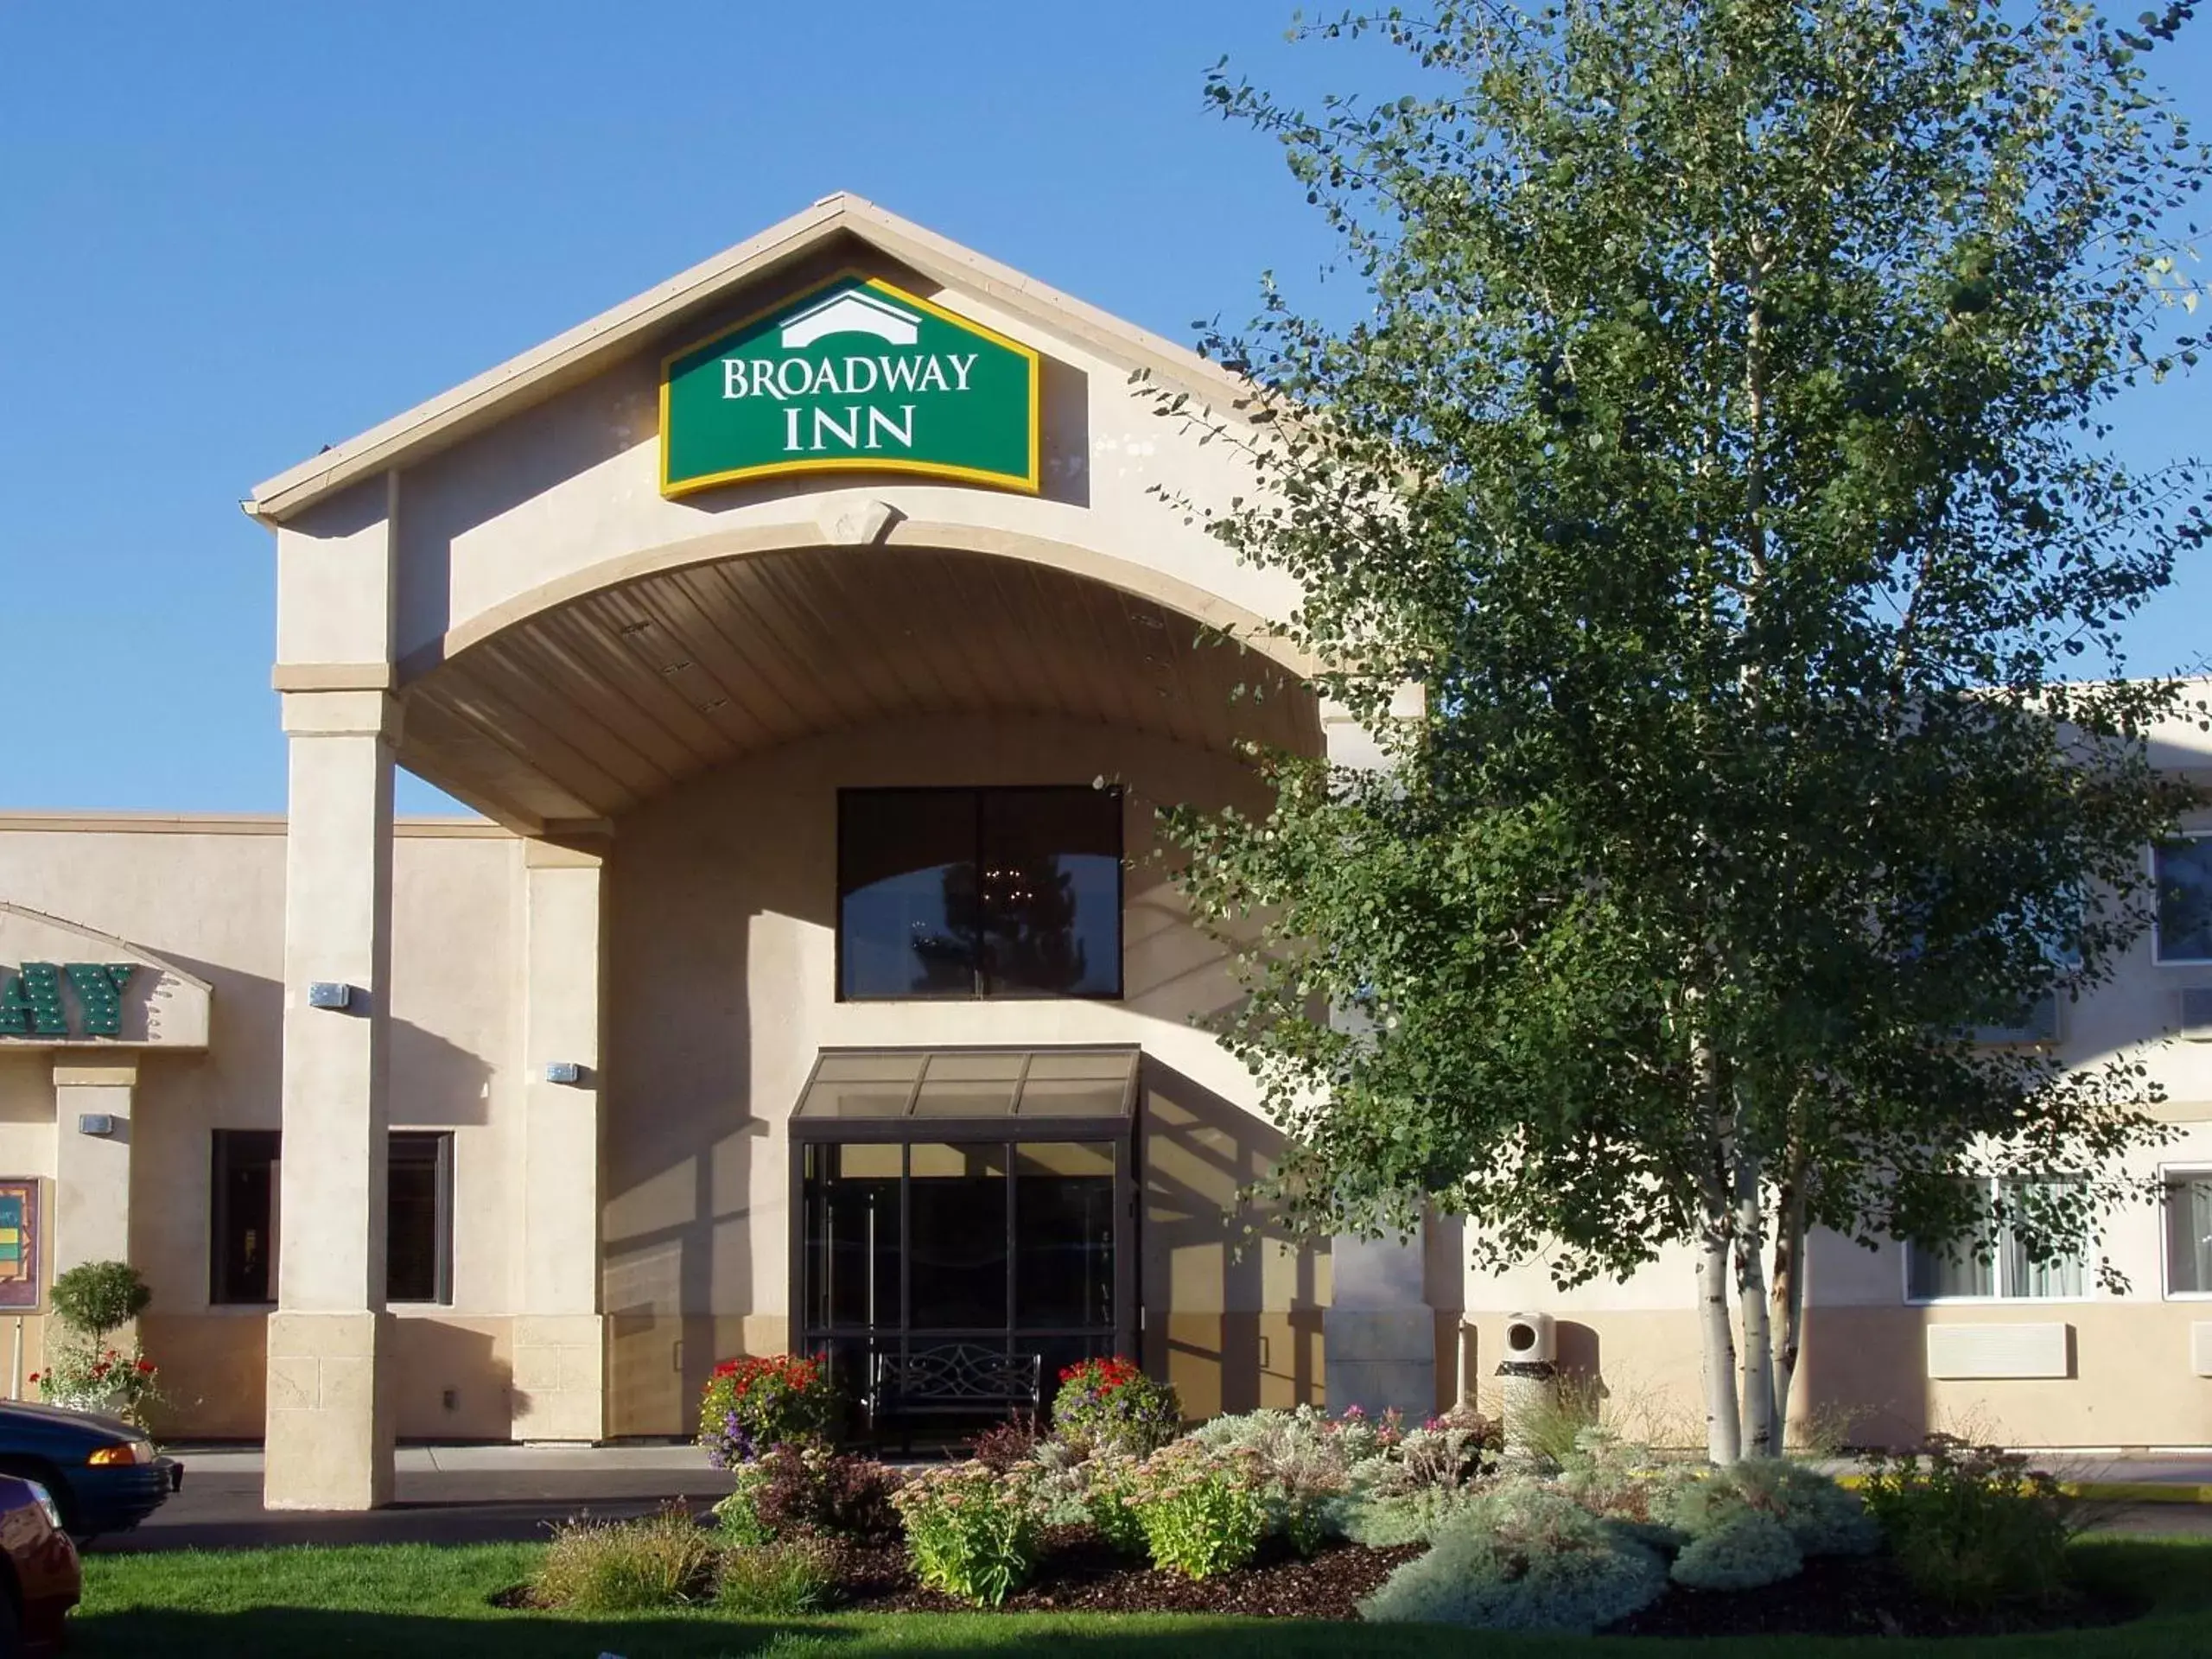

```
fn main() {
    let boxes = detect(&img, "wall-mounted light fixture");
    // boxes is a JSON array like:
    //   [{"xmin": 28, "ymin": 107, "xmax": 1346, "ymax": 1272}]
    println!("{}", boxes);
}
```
[
  {"xmin": 76, "ymin": 1114, "xmax": 116, "ymax": 1137},
  {"xmin": 307, "ymin": 982, "xmax": 353, "ymax": 1011},
  {"xmin": 544, "ymin": 1061, "xmax": 583, "ymax": 1085}
]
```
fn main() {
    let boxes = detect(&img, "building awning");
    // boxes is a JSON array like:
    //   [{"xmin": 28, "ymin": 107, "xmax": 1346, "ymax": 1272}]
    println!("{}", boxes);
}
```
[{"xmin": 789, "ymin": 1046, "xmax": 1139, "ymax": 1141}]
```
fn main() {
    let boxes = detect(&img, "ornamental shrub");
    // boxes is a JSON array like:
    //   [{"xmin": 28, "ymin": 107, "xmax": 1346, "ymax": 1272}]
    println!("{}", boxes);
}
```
[
  {"xmin": 891, "ymin": 1462, "xmax": 1042, "ymax": 1607},
  {"xmin": 970, "ymin": 1410, "xmax": 1045, "ymax": 1472},
  {"xmin": 715, "ymin": 1537, "xmax": 840, "ymax": 1616},
  {"xmin": 532, "ymin": 1506, "xmax": 720, "ymax": 1611},
  {"xmin": 1123, "ymin": 1440, "xmax": 1269, "ymax": 1580},
  {"xmin": 1190, "ymin": 1405, "xmax": 1362, "ymax": 1551},
  {"xmin": 31, "ymin": 1341, "xmax": 161, "ymax": 1425},
  {"xmin": 49, "ymin": 1261, "xmax": 151, "ymax": 1343},
  {"xmin": 697, "ymin": 1353, "xmax": 841, "ymax": 1466},
  {"xmin": 1858, "ymin": 1435, "xmax": 2077, "ymax": 1611},
  {"xmin": 1669, "ymin": 1509, "xmax": 1804, "ymax": 1591},
  {"xmin": 711, "ymin": 1463, "xmax": 776, "ymax": 1547},
  {"xmin": 1340, "ymin": 1484, "xmax": 1481, "ymax": 1548},
  {"xmin": 1652, "ymin": 1458, "xmax": 1878, "ymax": 1558},
  {"xmin": 1077, "ymin": 1452, "xmax": 1151, "ymax": 1555},
  {"xmin": 1359, "ymin": 1478, "xmax": 1667, "ymax": 1633},
  {"xmin": 1050, "ymin": 1357, "xmax": 1181, "ymax": 1458},
  {"xmin": 751, "ymin": 1444, "xmax": 902, "ymax": 1541},
  {"xmin": 1554, "ymin": 1427, "xmax": 1672, "ymax": 1524}
]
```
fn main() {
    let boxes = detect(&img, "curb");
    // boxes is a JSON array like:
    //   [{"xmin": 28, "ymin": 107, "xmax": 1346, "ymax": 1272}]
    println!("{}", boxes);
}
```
[
  {"xmin": 1836, "ymin": 1472, "xmax": 2212, "ymax": 1505},
  {"xmin": 2061, "ymin": 1481, "xmax": 2212, "ymax": 1505}
]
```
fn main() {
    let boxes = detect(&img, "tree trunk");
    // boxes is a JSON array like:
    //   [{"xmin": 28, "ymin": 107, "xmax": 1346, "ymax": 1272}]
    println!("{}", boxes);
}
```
[
  {"xmin": 1769, "ymin": 1147, "xmax": 1810, "ymax": 1452},
  {"xmin": 1734, "ymin": 1159, "xmax": 1777, "ymax": 1458},
  {"xmin": 1692, "ymin": 1017, "xmax": 1742, "ymax": 1465},
  {"xmin": 1697, "ymin": 1216, "xmax": 1742, "ymax": 1465}
]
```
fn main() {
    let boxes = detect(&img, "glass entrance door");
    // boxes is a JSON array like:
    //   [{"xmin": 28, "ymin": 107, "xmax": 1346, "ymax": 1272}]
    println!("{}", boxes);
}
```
[{"xmin": 799, "ymin": 1136, "xmax": 1128, "ymax": 1434}]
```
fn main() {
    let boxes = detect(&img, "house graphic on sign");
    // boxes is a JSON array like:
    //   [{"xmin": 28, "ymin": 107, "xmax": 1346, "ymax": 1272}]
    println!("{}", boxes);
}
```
[{"xmin": 778, "ymin": 289, "xmax": 921, "ymax": 350}]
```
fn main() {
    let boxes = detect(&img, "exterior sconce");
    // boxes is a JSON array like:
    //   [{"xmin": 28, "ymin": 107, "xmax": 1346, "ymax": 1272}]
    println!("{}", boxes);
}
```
[
  {"xmin": 306, "ymin": 982, "xmax": 353, "ymax": 1011},
  {"xmin": 544, "ymin": 1061, "xmax": 583, "ymax": 1085},
  {"xmin": 76, "ymin": 1114, "xmax": 116, "ymax": 1137}
]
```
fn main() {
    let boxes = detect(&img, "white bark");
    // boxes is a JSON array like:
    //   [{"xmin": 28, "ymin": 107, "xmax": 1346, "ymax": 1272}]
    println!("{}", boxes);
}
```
[
  {"xmin": 1769, "ymin": 1166, "xmax": 1809, "ymax": 1452},
  {"xmin": 1696, "ymin": 1220, "xmax": 1742, "ymax": 1465},
  {"xmin": 1734, "ymin": 1165, "xmax": 1777, "ymax": 1458}
]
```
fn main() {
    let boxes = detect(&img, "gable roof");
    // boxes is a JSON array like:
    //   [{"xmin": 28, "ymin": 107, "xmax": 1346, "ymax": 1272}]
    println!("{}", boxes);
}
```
[{"xmin": 245, "ymin": 192, "xmax": 1249, "ymax": 524}]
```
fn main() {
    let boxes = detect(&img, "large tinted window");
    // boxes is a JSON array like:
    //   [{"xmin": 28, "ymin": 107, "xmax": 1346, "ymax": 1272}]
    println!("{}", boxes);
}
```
[
  {"xmin": 388, "ymin": 1131, "xmax": 454, "ymax": 1305},
  {"xmin": 210, "ymin": 1130, "xmax": 280, "ymax": 1304},
  {"xmin": 2157, "ymin": 837, "xmax": 2212, "ymax": 963},
  {"xmin": 838, "ymin": 786, "xmax": 1122, "ymax": 999}
]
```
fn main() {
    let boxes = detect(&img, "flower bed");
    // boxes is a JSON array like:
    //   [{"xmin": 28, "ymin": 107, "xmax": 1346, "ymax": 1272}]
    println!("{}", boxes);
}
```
[{"xmin": 666, "ymin": 1359, "xmax": 2141, "ymax": 1639}]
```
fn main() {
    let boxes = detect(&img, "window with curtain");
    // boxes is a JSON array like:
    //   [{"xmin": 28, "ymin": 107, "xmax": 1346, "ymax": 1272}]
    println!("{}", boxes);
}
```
[
  {"xmin": 2164, "ymin": 1171, "xmax": 2212, "ymax": 1296},
  {"xmin": 1905, "ymin": 1179, "xmax": 2088, "ymax": 1300}
]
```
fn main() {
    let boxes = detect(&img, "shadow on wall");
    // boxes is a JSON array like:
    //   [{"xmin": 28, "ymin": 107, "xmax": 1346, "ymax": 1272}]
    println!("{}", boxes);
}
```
[
  {"xmin": 599, "ymin": 811, "xmax": 766, "ymax": 1439},
  {"xmin": 1141, "ymin": 1059, "xmax": 1324, "ymax": 1417},
  {"xmin": 126, "ymin": 951, "xmax": 499, "ymax": 1440}
]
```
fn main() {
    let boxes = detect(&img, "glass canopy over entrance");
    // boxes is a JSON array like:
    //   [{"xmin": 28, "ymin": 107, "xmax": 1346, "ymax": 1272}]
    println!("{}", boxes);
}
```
[{"xmin": 789, "ymin": 1047, "xmax": 1140, "ymax": 1437}]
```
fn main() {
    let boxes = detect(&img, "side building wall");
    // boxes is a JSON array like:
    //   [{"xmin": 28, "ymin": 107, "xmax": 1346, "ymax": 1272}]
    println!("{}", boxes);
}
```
[{"xmin": 0, "ymin": 817, "xmax": 527, "ymax": 1439}]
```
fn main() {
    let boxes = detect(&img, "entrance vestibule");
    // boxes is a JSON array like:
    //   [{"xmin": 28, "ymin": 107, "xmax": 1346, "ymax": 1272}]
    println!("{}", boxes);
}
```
[{"xmin": 791, "ymin": 1046, "xmax": 1138, "ymax": 1438}]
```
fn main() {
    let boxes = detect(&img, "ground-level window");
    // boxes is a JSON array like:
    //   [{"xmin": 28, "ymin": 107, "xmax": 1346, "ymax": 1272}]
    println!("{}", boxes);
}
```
[
  {"xmin": 837, "ymin": 785, "xmax": 1123, "ymax": 1001},
  {"xmin": 210, "ymin": 1130, "xmax": 280, "ymax": 1305},
  {"xmin": 2155, "ymin": 836, "xmax": 2212, "ymax": 963},
  {"xmin": 1904, "ymin": 1180, "xmax": 2088, "ymax": 1301},
  {"xmin": 207, "ymin": 1129, "xmax": 454, "ymax": 1306},
  {"xmin": 387, "ymin": 1132, "xmax": 455, "ymax": 1305},
  {"xmin": 2164, "ymin": 1169, "xmax": 2212, "ymax": 1296}
]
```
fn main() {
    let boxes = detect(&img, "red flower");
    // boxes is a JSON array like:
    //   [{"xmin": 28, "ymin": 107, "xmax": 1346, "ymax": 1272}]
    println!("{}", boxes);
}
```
[
  {"xmin": 24, "ymin": 1372, "xmax": 35, "ymax": 1384},
  {"xmin": 134, "ymin": 1359, "xmax": 156, "ymax": 1374}
]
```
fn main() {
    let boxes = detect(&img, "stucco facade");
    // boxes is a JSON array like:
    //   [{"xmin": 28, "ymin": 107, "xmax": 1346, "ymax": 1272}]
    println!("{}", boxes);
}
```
[{"xmin": 1, "ymin": 196, "xmax": 2208, "ymax": 1507}]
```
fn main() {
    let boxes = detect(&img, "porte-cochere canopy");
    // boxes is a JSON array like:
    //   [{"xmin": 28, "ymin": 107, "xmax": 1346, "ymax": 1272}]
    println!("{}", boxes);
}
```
[{"xmin": 399, "ymin": 544, "xmax": 1319, "ymax": 828}]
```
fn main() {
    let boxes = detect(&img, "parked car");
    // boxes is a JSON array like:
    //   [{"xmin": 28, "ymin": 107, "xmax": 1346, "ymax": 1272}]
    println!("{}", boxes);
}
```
[
  {"xmin": 0, "ymin": 1472, "xmax": 80, "ymax": 1655},
  {"xmin": 0, "ymin": 1402, "xmax": 180, "ymax": 1540}
]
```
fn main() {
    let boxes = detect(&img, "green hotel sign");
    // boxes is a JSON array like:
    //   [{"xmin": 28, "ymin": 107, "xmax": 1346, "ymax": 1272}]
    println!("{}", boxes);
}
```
[{"xmin": 660, "ymin": 273, "xmax": 1040, "ymax": 499}]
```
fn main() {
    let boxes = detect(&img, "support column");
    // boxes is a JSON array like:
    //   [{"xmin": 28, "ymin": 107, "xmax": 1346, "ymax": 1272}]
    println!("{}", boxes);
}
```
[
  {"xmin": 52, "ymin": 1061, "xmax": 135, "ymax": 1274},
  {"xmin": 511, "ymin": 840, "xmax": 607, "ymax": 1442},
  {"xmin": 1318, "ymin": 692, "xmax": 1438, "ymax": 1419},
  {"xmin": 264, "ymin": 689, "xmax": 398, "ymax": 1510}
]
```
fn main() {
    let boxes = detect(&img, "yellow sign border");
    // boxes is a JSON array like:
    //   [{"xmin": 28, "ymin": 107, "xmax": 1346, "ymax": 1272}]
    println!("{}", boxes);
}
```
[{"xmin": 658, "ymin": 270, "xmax": 1043, "ymax": 499}]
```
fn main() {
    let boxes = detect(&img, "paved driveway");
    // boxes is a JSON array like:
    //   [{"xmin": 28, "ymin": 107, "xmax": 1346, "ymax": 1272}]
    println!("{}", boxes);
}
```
[{"xmin": 85, "ymin": 1445, "xmax": 732, "ymax": 1553}]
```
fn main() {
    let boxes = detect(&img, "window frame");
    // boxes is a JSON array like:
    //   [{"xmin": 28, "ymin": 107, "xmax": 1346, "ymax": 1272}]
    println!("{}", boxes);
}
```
[
  {"xmin": 2152, "ymin": 831, "xmax": 2212, "ymax": 966},
  {"xmin": 2159, "ymin": 1162, "xmax": 2212, "ymax": 1301},
  {"xmin": 834, "ymin": 784, "xmax": 1126, "ymax": 1003},
  {"xmin": 386, "ymin": 1129, "xmax": 456, "ymax": 1306},
  {"xmin": 1900, "ymin": 1178, "xmax": 2095, "ymax": 1306},
  {"xmin": 208, "ymin": 1129, "xmax": 282, "ymax": 1307},
  {"xmin": 207, "ymin": 1128, "xmax": 457, "ymax": 1309}
]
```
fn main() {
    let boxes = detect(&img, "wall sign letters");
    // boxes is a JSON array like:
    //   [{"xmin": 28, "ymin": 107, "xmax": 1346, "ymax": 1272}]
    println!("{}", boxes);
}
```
[{"xmin": 0, "ymin": 963, "xmax": 135, "ymax": 1039}]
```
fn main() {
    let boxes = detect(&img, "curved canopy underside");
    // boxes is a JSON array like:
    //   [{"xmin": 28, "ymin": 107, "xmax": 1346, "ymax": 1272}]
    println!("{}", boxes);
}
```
[{"xmin": 399, "ymin": 545, "xmax": 1319, "ymax": 830}]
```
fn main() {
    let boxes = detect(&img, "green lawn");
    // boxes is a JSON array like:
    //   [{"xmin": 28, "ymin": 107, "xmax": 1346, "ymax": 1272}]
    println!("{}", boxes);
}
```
[{"xmin": 72, "ymin": 1535, "xmax": 2212, "ymax": 1656}]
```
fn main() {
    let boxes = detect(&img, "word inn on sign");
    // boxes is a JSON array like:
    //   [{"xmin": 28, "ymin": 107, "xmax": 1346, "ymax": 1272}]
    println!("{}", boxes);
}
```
[
  {"xmin": 659, "ymin": 274, "xmax": 1040, "ymax": 499},
  {"xmin": 0, "ymin": 963, "xmax": 136, "ymax": 1039}
]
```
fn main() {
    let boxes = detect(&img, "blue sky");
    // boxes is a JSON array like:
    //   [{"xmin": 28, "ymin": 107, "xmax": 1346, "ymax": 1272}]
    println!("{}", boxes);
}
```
[{"xmin": 3, "ymin": 3, "xmax": 2208, "ymax": 816}]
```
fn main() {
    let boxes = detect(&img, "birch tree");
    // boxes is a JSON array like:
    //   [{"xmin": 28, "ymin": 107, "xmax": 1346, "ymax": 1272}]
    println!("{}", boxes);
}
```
[{"xmin": 1165, "ymin": 0, "xmax": 2211, "ymax": 1460}]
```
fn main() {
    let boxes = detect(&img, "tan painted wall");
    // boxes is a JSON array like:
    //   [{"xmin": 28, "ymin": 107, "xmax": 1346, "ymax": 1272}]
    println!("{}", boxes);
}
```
[
  {"xmin": 599, "ymin": 711, "xmax": 1326, "ymax": 1435},
  {"xmin": 387, "ymin": 247, "xmax": 1298, "ymax": 685},
  {"xmin": 0, "ymin": 821, "xmax": 527, "ymax": 1438}
]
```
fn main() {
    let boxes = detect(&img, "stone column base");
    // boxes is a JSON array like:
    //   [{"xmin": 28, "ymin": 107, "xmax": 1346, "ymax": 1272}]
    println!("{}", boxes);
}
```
[
  {"xmin": 264, "ymin": 1310, "xmax": 395, "ymax": 1510},
  {"xmin": 511, "ymin": 1313, "xmax": 606, "ymax": 1442},
  {"xmin": 1325, "ymin": 1307, "xmax": 1437, "ymax": 1419}
]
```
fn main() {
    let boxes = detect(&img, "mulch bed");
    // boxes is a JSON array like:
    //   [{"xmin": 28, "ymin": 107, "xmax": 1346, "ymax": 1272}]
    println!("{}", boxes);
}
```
[
  {"xmin": 1604, "ymin": 1552, "xmax": 2143, "ymax": 1640},
  {"xmin": 493, "ymin": 1516, "xmax": 2147, "ymax": 1637},
  {"xmin": 834, "ymin": 1527, "xmax": 1423, "ymax": 1618}
]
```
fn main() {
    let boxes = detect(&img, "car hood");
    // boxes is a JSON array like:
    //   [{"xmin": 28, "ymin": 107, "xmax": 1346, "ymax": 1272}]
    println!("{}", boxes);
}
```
[{"xmin": 0, "ymin": 1402, "xmax": 136, "ymax": 1440}]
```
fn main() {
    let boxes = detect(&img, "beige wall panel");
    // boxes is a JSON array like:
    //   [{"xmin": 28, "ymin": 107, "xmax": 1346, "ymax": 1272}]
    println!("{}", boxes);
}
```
[
  {"xmin": 599, "ymin": 712, "xmax": 1310, "ymax": 1434},
  {"xmin": 390, "ymin": 257, "xmax": 1302, "ymax": 682}
]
